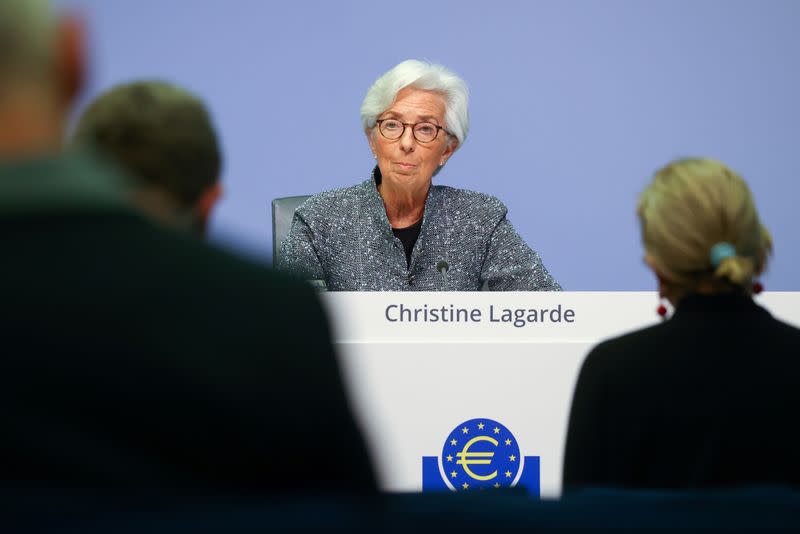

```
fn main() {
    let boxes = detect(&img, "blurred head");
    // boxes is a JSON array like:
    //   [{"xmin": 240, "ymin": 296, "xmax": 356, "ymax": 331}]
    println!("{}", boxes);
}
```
[
  {"xmin": 0, "ymin": 0, "xmax": 84, "ymax": 158},
  {"xmin": 361, "ymin": 60, "xmax": 468, "ymax": 190},
  {"xmin": 638, "ymin": 158, "xmax": 772, "ymax": 299},
  {"xmin": 73, "ymin": 81, "xmax": 223, "ymax": 235}
]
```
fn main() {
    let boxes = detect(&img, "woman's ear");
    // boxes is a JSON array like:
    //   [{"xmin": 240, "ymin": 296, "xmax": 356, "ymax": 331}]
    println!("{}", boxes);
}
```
[
  {"xmin": 366, "ymin": 128, "xmax": 376, "ymax": 156},
  {"xmin": 645, "ymin": 253, "xmax": 671, "ymax": 299},
  {"xmin": 643, "ymin": 253, "xmax": 658, "ymax": 272},
  {"xmin": 439, "ymin": 137, "xmax": 458, "ymax": 165}
]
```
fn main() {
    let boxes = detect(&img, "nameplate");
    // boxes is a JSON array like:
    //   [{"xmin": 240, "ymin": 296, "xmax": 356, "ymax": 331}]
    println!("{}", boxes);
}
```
[{"xmin": 320, "ymin": 292, "xmax": 800, "ymax": 343}]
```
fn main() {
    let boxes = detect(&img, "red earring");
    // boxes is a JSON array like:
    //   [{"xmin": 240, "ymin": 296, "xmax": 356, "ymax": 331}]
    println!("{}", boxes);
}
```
[
  {"xmin": 753, "ymin": 281, "xmax": 764, "ymax": 294},
  {"xmin": 657, "ymin": 303, "xmax": 668, "ymax": 318}
]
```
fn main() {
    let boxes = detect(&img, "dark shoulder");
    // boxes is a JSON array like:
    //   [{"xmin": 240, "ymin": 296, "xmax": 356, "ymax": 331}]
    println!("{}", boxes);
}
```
[
  {"xmin": 120, "ymin": 216, "xmax": 316, "ymax": 302},
  {"xmin": 761, "ymin": 310, "xmax": 800, "ymax": 335},
  {"xmin": 758, "ymin": 311, "xmax": 800, "ymax": 348},
  {"xmin": 581, "ymin": 320, "xmax": 675, "ymax": 378},
  {"xmin": 432, "ymin": 185, "xmax": 508, "ymax": 222}
]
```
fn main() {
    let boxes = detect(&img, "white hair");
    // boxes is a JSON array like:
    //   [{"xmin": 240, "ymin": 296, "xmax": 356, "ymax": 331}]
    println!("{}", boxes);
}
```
[
  {"xmin": 360, "ymin": 59, "xmax": 469, "ymax": 147},
  {"xmin": 0, "ymin": 0, "xmax": 55, "ymax": 84}
]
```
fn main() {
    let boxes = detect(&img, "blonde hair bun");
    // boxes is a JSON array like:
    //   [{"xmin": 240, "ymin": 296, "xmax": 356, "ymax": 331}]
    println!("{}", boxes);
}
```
[{"xmin": 638, "ymin": 158, "xmax": 772, "ymax": 290}]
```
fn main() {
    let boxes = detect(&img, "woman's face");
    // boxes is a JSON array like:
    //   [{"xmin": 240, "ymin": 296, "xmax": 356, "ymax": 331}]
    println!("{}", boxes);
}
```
[{"xmin": 369, "ymin": 86, "xmax": 457, "ymax": 191}]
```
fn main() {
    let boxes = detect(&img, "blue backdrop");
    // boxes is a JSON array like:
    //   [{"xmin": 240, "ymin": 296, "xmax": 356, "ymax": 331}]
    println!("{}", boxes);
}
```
[{"xmin": 55, "ymin": 0, "xmax": 800, "ymax": 290}]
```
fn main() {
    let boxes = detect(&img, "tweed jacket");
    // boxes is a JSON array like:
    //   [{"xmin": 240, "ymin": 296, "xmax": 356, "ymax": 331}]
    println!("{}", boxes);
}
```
[{"xmin": 279, "ymin": 171, "xmax": 561, "ymax": 291}]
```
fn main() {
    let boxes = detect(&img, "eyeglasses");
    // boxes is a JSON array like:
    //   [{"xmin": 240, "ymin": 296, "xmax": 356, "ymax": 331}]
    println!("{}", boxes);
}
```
[{"xmin": 375, "ymin": 118, "xmax": 449, "ymax": 143}]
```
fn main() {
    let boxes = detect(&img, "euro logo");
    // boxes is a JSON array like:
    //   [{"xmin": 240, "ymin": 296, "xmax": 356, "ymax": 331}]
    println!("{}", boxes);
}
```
[
  {"xmin": 457, "ymin": 436, "xmax": 498, "ymax": 480},
  {"xmin": 422, "ymin": 418, "xmax": 540, "ymax": 496}
]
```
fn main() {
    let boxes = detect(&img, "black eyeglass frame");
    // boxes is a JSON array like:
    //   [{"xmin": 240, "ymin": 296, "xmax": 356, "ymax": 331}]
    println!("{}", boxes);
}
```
[{"xmin": 375, "ymin": 118, "xmax": 451, "ymax": 143}]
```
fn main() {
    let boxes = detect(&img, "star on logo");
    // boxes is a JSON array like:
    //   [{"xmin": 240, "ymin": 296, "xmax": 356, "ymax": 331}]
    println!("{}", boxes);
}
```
[
  {"xmin": 493, "ymin": 427, "xmax": 500, "ymax": 434},
  {"xmin": 494, "ymin": 482, "xmax": 501, "ymax": 489},
  {"xmin": 505, "ymin": 439, "xmax": 512, "ymax": 446},
  {"xmin": 462, "ymin": 483, "xmax": 469, "ymax": 490},
  {"xmin": 450, "ymin": 439, "xmax": 457, "ymax": 446},
  {"xmin": 450, "ymin": 471, "xmax": 458, "ymax": 478},
  {"xmin": 477, "ymin": 422, "xmax": 485, "ymax": 430},
  {"xmin": 462, "ymin": 427, "xmax": 469, "ymax": 434},
  {"xmin": 505, "ymin": 470, "xmax": 512, "ymax": 478},
  {"xmin": 509, "ymin": 455, "xmax": 516, "ymax": 462},
  {"xmin": 446, "ymin": 455, "xmax": 453, "ymax": 462}
]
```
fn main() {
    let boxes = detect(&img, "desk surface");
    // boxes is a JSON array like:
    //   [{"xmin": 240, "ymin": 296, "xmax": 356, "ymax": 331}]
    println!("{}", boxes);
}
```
[{"xmin": 321, "ymin": 292, "xmax": 800, "ymax": 496}]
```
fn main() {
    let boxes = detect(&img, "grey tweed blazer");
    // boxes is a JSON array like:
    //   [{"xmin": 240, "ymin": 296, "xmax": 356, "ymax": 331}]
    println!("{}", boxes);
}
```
[{"xmin": 278, "ymin": 172, "xmax": 561, "ymax": 291}]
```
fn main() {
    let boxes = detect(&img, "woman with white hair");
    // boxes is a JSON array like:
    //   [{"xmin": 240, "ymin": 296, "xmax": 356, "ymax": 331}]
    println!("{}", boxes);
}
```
[
  {"xmin": 563, "ymin": 158, "xmax": 800, "ymax": 490},
  {"xmin": 279, "ymin": 59, "xmax": 561, "ymax": 291}
]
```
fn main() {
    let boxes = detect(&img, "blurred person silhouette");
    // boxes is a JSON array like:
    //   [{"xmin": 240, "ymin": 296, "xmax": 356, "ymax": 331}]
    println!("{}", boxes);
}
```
[
  {"xmin": 72, "ymin": 80, "xmax": 222, "ymax": 235},
  {"xmin": 563, "ymin": 158, "xmax": 800, "ymax": 490},
  {"xmin": 0, "ymin": 0, "xmax": 375, "ymax": 495}
]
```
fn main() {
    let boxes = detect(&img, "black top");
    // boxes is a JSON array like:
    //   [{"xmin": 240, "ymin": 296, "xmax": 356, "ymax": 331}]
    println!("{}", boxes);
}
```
[
  {"xmin": 0, "ymin": 152, "xmax": 376, "ymax": 494},
  {"xmin": 392, "ymin": 218, "xmax": 423, "ymax": 268},
  {"xmin": 563, "ymin": 293, "xmax": 800, "ymax": 491}
]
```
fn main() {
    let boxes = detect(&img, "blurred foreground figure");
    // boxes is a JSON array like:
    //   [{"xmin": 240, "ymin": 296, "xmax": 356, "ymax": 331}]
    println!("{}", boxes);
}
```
[
  {"xmin": 73, "ymin": 80, "xmax": 223, "ymax": 235},
  {"xmin": 0, "ymin": 0, "xmax": 374, "ymax": 494},
  {"xmin": 563, "ymin": 158, "xmax": 800, "ymax": 490}
]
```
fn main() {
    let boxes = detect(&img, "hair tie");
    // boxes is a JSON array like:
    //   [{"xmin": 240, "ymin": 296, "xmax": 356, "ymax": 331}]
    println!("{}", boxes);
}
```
[{"xmin": 710, "ymin": 242, "xmax": 736, "ymax": 268}]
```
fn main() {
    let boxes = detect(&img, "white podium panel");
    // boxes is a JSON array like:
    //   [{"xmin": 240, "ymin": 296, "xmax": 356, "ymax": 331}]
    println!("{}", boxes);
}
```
[{"xmin": 321, "ymin": 292, "xmax": 800, "ymax": 497}]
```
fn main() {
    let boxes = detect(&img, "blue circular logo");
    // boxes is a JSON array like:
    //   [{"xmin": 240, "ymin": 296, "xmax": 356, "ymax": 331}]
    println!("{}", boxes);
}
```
[{"xmin": 440, "ymin": 418, "xmax": 522, "ymax": 491}]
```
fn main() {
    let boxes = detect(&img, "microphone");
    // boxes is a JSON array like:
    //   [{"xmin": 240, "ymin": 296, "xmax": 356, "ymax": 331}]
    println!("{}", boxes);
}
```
[{"xmin": 437, "ymin": 260, "xmax": 449, "ymax": 286}]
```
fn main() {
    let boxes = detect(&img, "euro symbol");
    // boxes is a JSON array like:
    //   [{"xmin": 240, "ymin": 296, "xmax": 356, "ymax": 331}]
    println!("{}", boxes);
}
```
[{"xmin": 456, "ymin": 436, "xmax": 498, "ymax": 481}]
